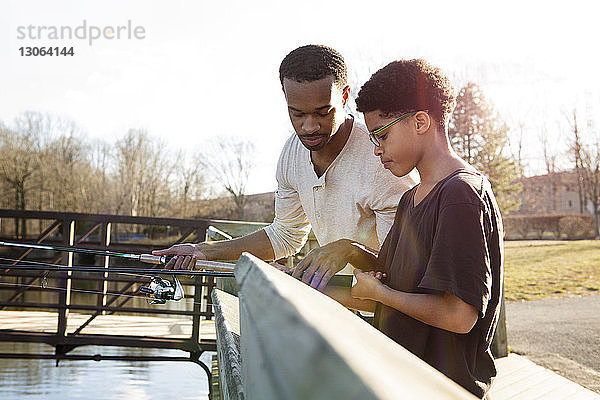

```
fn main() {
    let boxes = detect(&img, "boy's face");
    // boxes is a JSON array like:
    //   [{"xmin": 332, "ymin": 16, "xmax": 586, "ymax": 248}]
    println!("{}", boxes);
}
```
[
  {"xmin": 364, "ymin": 110, "xmax": 420, "ymax": 177},
  {"xmin": 283, "ymin": 76, "xmax": 349, "ymax": 151}
]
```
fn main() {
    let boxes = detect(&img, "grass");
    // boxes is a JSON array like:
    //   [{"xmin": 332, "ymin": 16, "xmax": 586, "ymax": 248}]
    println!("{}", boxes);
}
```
[{"xmin": 504, "ymin": 240, "xmax": 600, "ymax": 302}]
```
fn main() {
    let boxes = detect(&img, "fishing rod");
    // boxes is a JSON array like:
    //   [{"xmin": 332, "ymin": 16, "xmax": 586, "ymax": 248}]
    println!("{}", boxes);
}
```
[
  {"xmin": 0, "ymin": 264, "xmax": 234, "ymax": 277},
  {"xmin": 1, "ymin": 261, "xmax": 233, "ymax": 305},
  {"xmin": 0, "ymin": 240, "xmax": 237, "ymax": 304},
  {"xmin": 0, "ymin": 240, "xmax": 235, "ymax": 272}
]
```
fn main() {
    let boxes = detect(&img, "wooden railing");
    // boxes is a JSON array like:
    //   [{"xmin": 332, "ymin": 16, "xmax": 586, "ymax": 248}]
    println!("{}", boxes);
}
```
[{"xmin": 212, "ymin": 254, "xmax": 478, "ymax": 400}]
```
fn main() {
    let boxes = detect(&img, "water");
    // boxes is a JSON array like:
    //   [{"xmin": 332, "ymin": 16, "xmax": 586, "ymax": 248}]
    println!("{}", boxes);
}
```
[{"xmin": 0, "ymin": 342, "xmax": 213, "ymax": 400}]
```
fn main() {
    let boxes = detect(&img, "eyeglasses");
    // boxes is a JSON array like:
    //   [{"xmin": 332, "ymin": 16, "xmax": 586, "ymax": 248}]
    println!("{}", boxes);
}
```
[{"xmin": 368, "ymin": 111, "xmax": 418, "ymax": 146}]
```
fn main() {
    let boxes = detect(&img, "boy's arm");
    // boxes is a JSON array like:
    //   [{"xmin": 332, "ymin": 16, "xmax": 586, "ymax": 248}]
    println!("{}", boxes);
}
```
[
  {"xmin": 352, "ymin": 270, "xmax": 478, "ymax": 334},
  {"xmin": 322, "ymin": 286, "xmax": 377, "ymax": 313}
]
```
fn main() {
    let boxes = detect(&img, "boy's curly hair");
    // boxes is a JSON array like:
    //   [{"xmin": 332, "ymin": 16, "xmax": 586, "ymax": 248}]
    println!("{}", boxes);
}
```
[{"xmin": 356, "ymin": 59, "xmax": 456, "ymax": 130}]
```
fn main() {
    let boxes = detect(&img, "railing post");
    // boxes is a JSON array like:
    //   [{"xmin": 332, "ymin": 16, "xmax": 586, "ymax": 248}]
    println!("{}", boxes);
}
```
[
  {"xmin": 57, "ymin": 220, "xmax": 75, "ymax": 337},
  {"xmin": 199, "ymin": 226, "xmax": 217, "ymax": 321},
  {"xmin": 191, "ymin": 277, "xmax": 203, "ymax": 344},
  {"xmin": 192, "ymin": 225, "xmax": 208, "ymax": 342},
  {"xmin": 98, "ymin": 222, "xmax": 112, "ymax": 315},
  {"xmin": 491, "ymin": 293, "xmax": 508, "ymax": 358}
]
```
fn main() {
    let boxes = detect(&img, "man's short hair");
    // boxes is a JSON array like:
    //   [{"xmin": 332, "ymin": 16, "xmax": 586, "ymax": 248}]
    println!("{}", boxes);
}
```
[
  {"xmin": 356, "ymin": 59, "xmax": 456, "ymax": 130},
  {"xmin": 279, "ymin": 44, "xmax": 347, "ymax": 89}
]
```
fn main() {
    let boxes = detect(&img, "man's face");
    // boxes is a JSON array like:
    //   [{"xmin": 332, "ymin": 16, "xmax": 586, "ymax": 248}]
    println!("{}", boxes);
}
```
[{"xmin": 283, "ymin": 76, "xmax": 348, "ymax": 151}]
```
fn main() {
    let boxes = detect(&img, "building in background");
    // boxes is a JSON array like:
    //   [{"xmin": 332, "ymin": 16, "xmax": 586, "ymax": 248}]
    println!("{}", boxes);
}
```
[{"xmin": 515, "ymin": 171, "xmax": 592, "ymax": 215}]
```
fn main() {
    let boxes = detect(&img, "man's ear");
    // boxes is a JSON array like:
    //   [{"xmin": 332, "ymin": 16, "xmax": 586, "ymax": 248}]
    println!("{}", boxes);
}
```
[
  {"xmin": 414, "ymin": 111, "xmax": 431, "ymax": 134},
  {"xmin": 342, "ymin": 85, "xmax": 350, "ymax": 107}
]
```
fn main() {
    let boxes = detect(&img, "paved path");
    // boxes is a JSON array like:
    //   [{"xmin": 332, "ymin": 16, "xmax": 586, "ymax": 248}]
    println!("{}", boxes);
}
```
[{"xmin": 506, "ymin": 294, "xmax": 600, "ymax": 393}]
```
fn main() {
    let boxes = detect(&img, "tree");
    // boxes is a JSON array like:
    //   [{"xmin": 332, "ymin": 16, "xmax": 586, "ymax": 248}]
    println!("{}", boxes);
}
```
[
  {"xmin": 43, "ymin": 125, "xmax": 99, "ymax": 213},
  {"xmin": 172, "ymin": 150, "xmax": 209, "ymax": 219},
  {"xmin": 449, "ymin": 82, "xmax": 522, "ymax": 214},
  {"xmin": 0, "ymin": 112, "xmax": 51, "ymax": 237},
  {"xmin": 199, "ymin": 138, "xmax": 255, "ymax": 220},
  {"xmin": 87, "ymin": 139, "xmax": 115, "ymax": 213},
  {"xmin": 113, "ymin": 129, "xmax": 174, "ymax": 219},
  {"xmin": 539, "ymin": 125, "xmax": 560, "ymax": 213},
  {"xmin": 0, "ymin": 111, "xmax": 256, "ymax": 223},
  {"xmin": 1, "ymin": 112, "xmax": 110, "ymax": 216},
  {"xmin": 570, "ymin": 110, "xmax": 600, "ymax": 237}
]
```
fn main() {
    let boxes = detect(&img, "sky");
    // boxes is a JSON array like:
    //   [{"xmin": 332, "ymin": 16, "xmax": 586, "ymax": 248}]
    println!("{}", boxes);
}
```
[{"xmin": 1, "ymin": 0, "xmax": 599, "ymax": 194}]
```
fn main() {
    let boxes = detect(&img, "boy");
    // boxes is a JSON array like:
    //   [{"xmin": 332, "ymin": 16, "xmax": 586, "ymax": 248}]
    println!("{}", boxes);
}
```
[{"xmin": 326, "ymin": 59, "xmax": 503, "ymax": 398}]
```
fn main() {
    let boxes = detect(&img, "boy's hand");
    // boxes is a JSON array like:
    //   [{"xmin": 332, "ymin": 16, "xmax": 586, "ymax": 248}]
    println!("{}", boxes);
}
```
[
  {"xmin": 292, "ymin": 239, "xmax": 352, "ymax": 291},
  {"xmin": 351, "ymin": 269, "xmax": 386, "ymax": 301}
]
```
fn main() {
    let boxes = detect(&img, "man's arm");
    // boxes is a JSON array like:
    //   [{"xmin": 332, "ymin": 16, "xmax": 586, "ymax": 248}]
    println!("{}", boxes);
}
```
[
  {"xmin": 152, "ymin": 229, "xmax": 275, "ymax": 269},
  {"xmin": 352, "ymin": 269, "xmax": 478, "ymax": 334}
]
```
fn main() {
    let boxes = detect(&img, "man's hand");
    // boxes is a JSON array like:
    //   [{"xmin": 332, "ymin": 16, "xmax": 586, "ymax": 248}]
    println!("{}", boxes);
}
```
[
  {"xmin": 292, "ymin": 239, "xmax": 354, "ymax": 291},
  {"xmin": 351, "ymin": 269, "xmax": 386, "ymax": 301},
  {"xmin": 152, "ymin": 244, "xmax": 207, "ymax": 270}
]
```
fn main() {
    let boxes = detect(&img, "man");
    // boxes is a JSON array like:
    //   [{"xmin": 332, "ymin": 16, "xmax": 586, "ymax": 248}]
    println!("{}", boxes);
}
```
[
  {"xmin": 153, "ymin": 45, "xmax": 416, "ymax": 289},
  {"xmin": 323, "ymin": 59, "xmax": 503, "ymax": 398}
]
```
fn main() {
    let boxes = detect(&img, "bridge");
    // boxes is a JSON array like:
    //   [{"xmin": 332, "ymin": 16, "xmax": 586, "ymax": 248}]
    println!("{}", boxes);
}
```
[{"xmin": 0, "ymin": 208, "xmax": 266, "ymax": 395}]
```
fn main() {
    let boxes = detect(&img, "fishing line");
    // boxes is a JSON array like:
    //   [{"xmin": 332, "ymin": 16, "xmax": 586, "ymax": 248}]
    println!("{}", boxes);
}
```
[
  {"xmin": 0, "ymin": 257, "xmax": 147, "ymax": 278},
  {"xmin": 0, "ymin": 240, "xmax": 143, "ymax": 259},
  {"xmin": 0, "ymin": 241, "xmax": 236, "ymax": 272}
]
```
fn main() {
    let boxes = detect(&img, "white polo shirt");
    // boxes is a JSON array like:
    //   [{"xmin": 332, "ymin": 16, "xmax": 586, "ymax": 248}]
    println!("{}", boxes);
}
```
[{"xmin": 263, "ymin": 119, "xmax": 418, "ymax": 274}]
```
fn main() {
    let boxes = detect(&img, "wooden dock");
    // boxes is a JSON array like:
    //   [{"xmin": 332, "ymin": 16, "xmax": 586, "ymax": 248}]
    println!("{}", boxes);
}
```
[
  {"xmin": 1, "ymin": 311, "xmax": 599, "ymax": 399},
  {"xmin": 491, "ymin": 354, "xmax": 600, "ymax": 399}
]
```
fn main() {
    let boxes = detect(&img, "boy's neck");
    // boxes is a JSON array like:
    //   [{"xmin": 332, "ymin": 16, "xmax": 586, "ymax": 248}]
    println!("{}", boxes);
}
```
[{"xmin": 416, "ymin": 134, "xmax": 471, "ymax": 187}]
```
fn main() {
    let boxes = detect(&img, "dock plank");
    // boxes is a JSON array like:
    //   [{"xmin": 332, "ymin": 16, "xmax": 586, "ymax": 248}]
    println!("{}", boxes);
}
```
[
  {"xmin": 492, "ymin": 354, "xmax": 600, "ymax": 399},
  {"xmin": 492, "ymin": 361, "xmax": 548, "ymax": 391}
]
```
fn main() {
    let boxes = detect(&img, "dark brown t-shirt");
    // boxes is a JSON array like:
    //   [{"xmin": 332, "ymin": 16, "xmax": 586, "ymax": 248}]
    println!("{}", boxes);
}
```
[{"xmin": 374, "ymin": 169, "xmax": 503, "ymax": 398}]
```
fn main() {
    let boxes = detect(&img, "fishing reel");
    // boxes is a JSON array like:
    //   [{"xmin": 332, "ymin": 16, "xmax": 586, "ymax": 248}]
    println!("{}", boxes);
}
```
[{"xmin": 139, "ymin": 275, "xmax": 184, "ymax": 304}]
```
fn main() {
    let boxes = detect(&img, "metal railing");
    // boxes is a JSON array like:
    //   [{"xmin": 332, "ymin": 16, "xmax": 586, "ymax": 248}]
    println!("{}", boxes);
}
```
[{"xmin": 0, "ymin": 208, "xmax": 267, "ymax": 391}]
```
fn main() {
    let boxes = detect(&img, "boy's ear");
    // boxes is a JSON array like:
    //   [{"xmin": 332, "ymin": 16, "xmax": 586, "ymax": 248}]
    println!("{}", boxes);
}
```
[{"xmin": 414, "ymin": 111, "xmax": 431, "ymax": 134}]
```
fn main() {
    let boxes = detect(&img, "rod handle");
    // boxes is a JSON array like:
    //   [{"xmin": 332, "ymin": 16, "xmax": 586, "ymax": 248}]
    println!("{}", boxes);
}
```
[
  {"xmin": 140, "ymin": 254, "xmax": 235, "ymax": 272},
  {"xmin": 140, "ymin": 254, "xmax": 164, "ymax": 264},
  {"xmin": 195, "ymin": 260, "xmax": 235, "ymax": 272}
]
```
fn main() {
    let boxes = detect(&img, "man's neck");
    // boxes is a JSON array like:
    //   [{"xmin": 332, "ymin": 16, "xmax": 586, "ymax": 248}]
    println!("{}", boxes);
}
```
[{"xmin": 311, "ymin": 115, "xmax": 354, "ymax": 177}]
